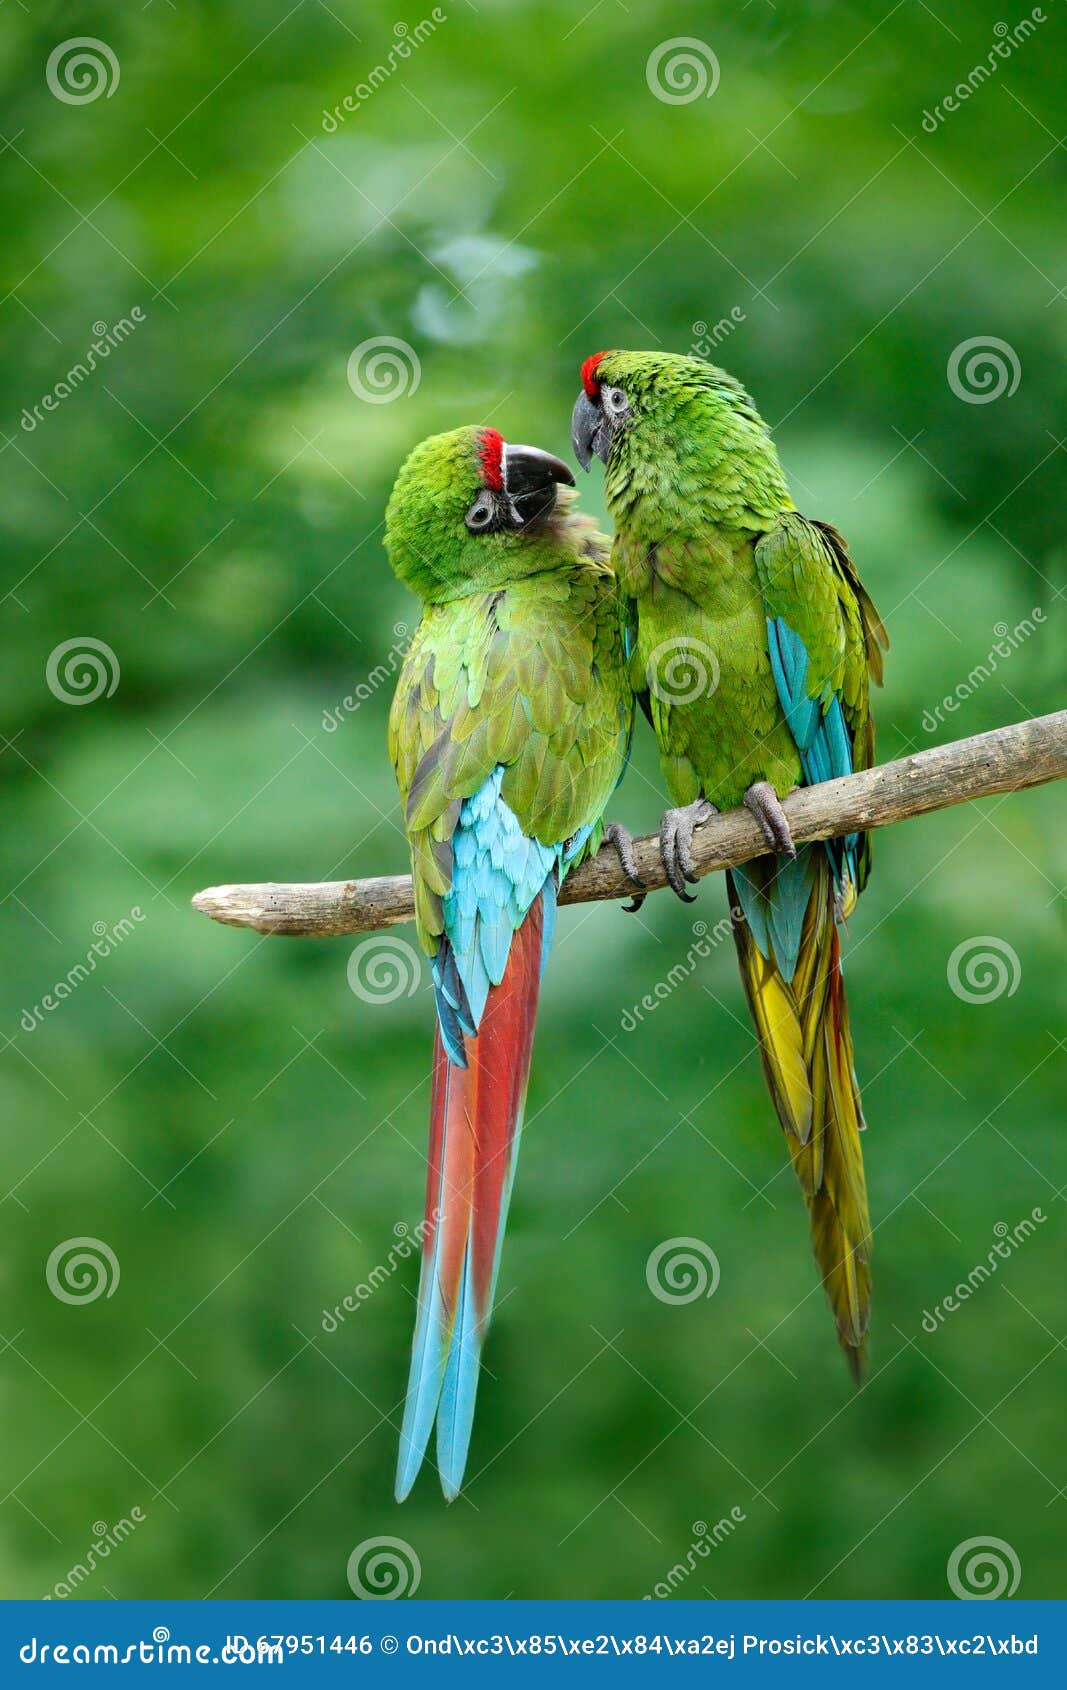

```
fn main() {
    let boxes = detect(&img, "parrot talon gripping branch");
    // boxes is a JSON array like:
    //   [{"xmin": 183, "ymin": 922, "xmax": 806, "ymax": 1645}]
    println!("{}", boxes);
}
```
[
  {"xmin": 602, "ymin": 819, "xmax": 647, "ymax": 912},
  {"xmin": 743, "ymin": 780, "xmax": 798, "ymax": 861},
  {"xmin": 659, "ymin": 796, "xmax": 719, "ymax": 902}
]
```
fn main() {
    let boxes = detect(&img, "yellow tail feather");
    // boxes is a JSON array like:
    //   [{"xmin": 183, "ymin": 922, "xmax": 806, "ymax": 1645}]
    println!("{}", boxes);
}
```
[{"xmin": 728, "ymin": 862, "xmax": 871, "ymax": 1377}]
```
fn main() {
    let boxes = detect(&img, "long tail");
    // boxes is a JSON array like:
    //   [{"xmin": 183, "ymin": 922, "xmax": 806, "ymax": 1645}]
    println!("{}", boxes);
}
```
[
  {"xmin": 395, "ymin": 890, "xmax": 546, "ymax": 1501},
  {"xmin": 728, "ymin": 849, "xmax": 871, "ymax": 1378}
]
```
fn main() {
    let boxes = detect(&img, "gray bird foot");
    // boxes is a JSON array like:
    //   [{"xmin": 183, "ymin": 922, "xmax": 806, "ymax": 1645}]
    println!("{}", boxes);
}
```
[
  {"xmin": 659, "ymin": 798, "xmax": 718, "ymax": 901},
  {"xmin": 744, "ymin": 781, "xmax": 797, "ymax": 858},
  {"xmin": 603, "ymin": 821, "xmax": 647, "ymax": 914}
]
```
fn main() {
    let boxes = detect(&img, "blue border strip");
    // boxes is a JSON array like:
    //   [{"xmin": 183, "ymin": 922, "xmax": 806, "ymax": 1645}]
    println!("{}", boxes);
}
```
[{"xmin": 3, "ymin": 1600, "xmax": 1061, "ymax": 1683}]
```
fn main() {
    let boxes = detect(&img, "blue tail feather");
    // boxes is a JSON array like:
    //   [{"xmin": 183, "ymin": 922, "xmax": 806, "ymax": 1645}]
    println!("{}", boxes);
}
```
[{"xmin": 436, "ymin": 1248, "xmax": 481, "ymax": 1500}]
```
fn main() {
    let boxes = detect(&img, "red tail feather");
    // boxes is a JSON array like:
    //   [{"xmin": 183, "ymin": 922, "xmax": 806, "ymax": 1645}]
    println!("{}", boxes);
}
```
[{"xmin": 397, "ymin": 895, "xmax": 545, "ymax": 1500}]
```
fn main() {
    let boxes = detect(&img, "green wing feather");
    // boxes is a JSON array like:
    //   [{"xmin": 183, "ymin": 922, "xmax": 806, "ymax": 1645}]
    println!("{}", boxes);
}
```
[
  {"xmin": 388, "ymin": 561, "xmax": 631, "ymax": 958},
  {"xmin": 754, "ymin": 512, "xmax": 888, "ymax": 889}
]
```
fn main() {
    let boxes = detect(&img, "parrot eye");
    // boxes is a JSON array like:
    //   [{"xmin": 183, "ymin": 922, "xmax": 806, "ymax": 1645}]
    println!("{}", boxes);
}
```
[
  {"xmin": 465, "ymin": 497, "xmax": 496, "ymax": 533},
  {"xmin": 603, "ymin": 386, "xmax": 630, "ymax": 417}
]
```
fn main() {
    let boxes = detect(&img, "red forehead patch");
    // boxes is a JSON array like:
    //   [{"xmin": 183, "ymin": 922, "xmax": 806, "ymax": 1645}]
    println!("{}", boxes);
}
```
[
  {"xmin": 478, "ymin": 427, "xmax": 504, "ymax": 491},
  {"xmin": 581, "ymin": 351, "xmax": 607, "ymax": 398}
]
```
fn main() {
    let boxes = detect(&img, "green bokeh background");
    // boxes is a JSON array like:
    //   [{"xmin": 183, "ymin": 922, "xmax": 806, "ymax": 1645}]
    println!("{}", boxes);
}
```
[{"xmin": 1, "ymin": 0, "xmax": 1064, "ymax": 1601}]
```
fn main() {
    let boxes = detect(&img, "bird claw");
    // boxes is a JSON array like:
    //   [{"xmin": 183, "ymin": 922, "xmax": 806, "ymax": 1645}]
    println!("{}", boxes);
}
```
[
  {"xmin": 658, "ymin": 799, "xmax": 717, "ymax": 901},
  {"xmin": 603, "ymin": 821, "xmax": 646, "ymax": 914},
  {"xmin": 744, "ymin": 781, "xmax": 797, "ymax": 858}
]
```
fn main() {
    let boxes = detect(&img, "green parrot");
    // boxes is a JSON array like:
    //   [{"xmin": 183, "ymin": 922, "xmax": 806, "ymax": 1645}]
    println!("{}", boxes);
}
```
[
  {"xmin": 573, "ymin": 351, "xmax": 887, "ymax": 1377},
  {"xmin": 384, "ymin": 424, "xmax": 633, "ymax": 1499}
]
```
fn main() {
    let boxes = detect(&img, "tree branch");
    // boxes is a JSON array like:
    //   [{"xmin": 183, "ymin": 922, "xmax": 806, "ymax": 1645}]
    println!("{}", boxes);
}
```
[{"xmin": 191, "ymin": 710, "xmax": 1067, "ymax": 937}]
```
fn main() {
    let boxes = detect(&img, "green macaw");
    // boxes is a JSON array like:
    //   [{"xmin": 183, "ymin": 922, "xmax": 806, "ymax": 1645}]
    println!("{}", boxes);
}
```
[
  {"xmin": 573, "ymin": 351, "xmax": 887, "ymax": 1377},
  {"xmin": 384, "ymin": 425, "xmax": 633, "ymax": 1499}
]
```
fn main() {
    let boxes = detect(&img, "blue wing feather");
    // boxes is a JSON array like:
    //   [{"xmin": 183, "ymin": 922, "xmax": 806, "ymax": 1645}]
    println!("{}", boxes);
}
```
[{"xmin": 756, "ymin": 617, "xmax": 861, "ymax": 978}]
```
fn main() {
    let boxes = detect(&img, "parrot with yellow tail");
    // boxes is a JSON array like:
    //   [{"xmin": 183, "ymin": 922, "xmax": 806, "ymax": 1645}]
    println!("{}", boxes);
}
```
[{"xmin": 573, "ymin": 351, "xmax": 888, "ymax": 1377}]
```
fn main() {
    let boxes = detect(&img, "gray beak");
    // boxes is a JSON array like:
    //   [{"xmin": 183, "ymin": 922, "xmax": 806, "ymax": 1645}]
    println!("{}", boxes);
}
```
[
  {"xmin": 503, "ymin": 443, "xmax": 574, "ymax": 529},
  {"xmin": 571, "ymin": 390, "xmax": 610, "ymax": 470}
]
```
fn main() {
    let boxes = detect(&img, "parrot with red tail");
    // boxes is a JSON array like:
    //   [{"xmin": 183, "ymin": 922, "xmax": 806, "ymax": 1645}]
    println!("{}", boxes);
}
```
[
  {"xmin": 384, "ymin": 425, "xmax": 633, "ymax": 1500},
  {"xmin": 573, "ymin": 352, "xmax": 888, "ymax": 1378}
]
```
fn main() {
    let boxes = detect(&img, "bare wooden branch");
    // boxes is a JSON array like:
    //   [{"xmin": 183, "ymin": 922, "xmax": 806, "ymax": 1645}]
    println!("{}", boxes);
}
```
[{"xmin": 192, "ymin": 710, "xmax": 1067, "ymax": 937}]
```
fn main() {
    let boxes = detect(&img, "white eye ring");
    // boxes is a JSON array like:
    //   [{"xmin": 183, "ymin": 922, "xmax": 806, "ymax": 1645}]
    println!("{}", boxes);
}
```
[
  {"xmin": 604, "ymin": 386, "xmax": 628, "ymax": 415},
  {"xmin": 465, "ymin": 498, "xmax": 494, "ymax": 532}
]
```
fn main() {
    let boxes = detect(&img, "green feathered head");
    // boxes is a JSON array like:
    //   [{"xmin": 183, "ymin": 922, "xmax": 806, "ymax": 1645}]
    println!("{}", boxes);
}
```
[
  {"xmin": 384, "ymin": 425, "xmax": 580, "ymax": 602},
  {"xmin": 571, "ymin": 349, "xmax": 789, "ymax": 527}
]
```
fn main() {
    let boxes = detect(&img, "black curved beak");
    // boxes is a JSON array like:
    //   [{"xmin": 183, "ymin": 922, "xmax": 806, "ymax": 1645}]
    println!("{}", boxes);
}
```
[
  {"xmin": 504, "ymin": 443, "xmax": 574, "ymax": 529},
  {"xmin": 571, "ymin": 390, "xmax": 610, "ymax": 471}
]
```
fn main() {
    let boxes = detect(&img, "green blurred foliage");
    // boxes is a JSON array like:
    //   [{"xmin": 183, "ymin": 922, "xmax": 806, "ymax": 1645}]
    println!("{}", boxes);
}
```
[{"xmin": 1, "ymin": 0, "xmax": 1064, "ymax": 1601}]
